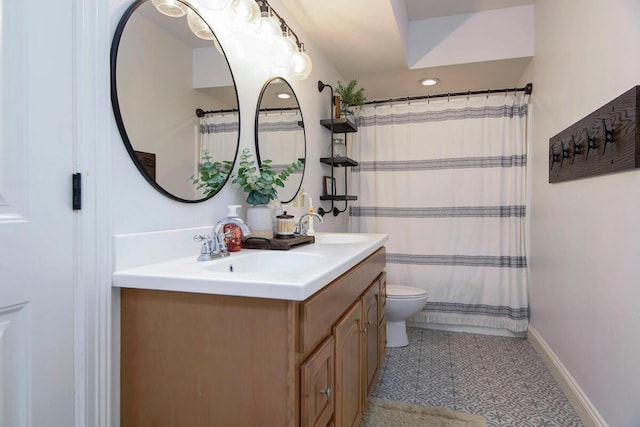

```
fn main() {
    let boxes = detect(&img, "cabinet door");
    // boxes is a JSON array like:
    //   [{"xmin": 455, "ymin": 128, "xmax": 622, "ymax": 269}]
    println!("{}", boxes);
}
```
[
  {"xmin": 363, "ymin": 283, "xmax": 379, "ymax": 396},
  {"xmin": 301, "ymin": 337, "xmax": 335, "ymax": 427},
  {"xmin": 333, "ymin": 301, "xmax": 364, "ymax": 427}
]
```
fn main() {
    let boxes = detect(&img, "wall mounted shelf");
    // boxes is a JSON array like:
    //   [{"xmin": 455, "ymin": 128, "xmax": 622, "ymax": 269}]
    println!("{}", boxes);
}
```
[
  {"xmin": 317, "ymin": 80, "xmax": 360, "ymax": 216},
  {"xmin": 320, "ymin": 117, "xmax": 358, "ymax": 133},
  {"xmin": 319, "ymin": 157, "xmax": 359, "ymax": 167}
]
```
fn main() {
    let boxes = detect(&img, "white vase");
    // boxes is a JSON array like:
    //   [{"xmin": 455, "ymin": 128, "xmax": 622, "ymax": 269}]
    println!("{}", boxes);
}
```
[{"xmin": 246, "ymin": 204, "xmax": 273, "ymax": 239}]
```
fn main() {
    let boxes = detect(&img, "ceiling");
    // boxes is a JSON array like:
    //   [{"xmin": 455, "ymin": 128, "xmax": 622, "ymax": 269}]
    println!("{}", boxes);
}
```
[{"xmin": 280, "ymin": 0, "xmax": 535, "ymax": 101}]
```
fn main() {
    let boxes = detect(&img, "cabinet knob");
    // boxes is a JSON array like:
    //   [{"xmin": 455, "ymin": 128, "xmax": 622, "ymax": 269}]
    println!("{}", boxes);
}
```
[
  {"xmin": 319, "ymin": 388, "xmax": 331, "ymax": 397},
  {"xmin": 365, "ymin": 320, "xmax": 372, "ymax": 326},
  {"xmin": 360, "ymin": 327, "xmax": 367, "ymax": 333}
]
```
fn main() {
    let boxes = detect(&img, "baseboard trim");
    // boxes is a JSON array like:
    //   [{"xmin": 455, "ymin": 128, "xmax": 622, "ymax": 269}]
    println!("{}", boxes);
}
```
[{"xmin": 527, "ymin": 326, "xmax": 608, "ymax": 427}]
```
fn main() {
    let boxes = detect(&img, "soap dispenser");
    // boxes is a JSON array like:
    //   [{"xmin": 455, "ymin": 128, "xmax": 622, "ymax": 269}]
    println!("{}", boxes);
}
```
[{"xmin": 223, "ymin": 205, "xmax": 243, "ymax": 252}]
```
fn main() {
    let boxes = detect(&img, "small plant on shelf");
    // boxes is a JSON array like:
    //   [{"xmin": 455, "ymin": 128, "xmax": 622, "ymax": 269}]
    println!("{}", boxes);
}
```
[
  {"xmin": 188, "ymin": 150, "xmax": 233, "ymax": 197},
  {"xmin": 335, "ymin": 79, "xmax": 366, "ymax": 116},
  {"xmin": 231, "ymin": 148, "xmax": 303, "ymax": 205}
]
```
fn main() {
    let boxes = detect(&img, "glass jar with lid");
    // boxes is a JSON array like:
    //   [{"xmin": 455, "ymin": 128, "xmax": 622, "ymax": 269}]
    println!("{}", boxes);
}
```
[{"xmin": 327, "ymin": 137, "xmax": 347, "ymax": 157}]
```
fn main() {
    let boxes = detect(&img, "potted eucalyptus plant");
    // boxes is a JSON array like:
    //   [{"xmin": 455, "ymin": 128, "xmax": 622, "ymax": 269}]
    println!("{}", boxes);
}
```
[
  {"xmin": 231, "ymin": 148, "xmax": 303, "ymax": 237},
  {"xmin": 335, "ymin": 79, "xmax": 366, "ymax": 116}
]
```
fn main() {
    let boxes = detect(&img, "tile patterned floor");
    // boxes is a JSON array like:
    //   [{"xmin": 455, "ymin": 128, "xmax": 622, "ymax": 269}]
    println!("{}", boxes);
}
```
[{"xmin": 370, "ymin": 327, "xmax": 584, "ymax": 427}]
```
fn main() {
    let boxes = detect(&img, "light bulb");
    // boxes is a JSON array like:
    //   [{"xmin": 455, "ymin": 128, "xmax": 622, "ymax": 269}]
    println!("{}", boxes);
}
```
[
  {"xmin": 198, "ymin": 0, "xmax": 232, "ymax": 10},
  {"xmin": 290, "ymin": 47, "xmax": 312, "ymax": 80},
  {"xmin": 227, "ymin": 0, "xmax": 260, "ymax": 32},
  {"xmin": 257, "ymin": 13, "xmax": 282, "ymax": 42},
  {"xmin": 151, "ymin": 0, "xmax": 188, "ymax": 17},
  {"xmin": 270, "ymin": 32, "xmax": 296, "ymax": 75},
  {"xmin": 187, "ymin": 9, "xmax": 215, "ymax": 40}
]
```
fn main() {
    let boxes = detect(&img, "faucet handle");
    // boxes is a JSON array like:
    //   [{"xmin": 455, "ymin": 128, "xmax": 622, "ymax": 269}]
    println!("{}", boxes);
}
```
[
  {"xmin": 193, "ymin": 234, "xmax": 211, "ymax": 242},
  {"xmin": 194, "ymin": 234, "xmax": 214, "ymax": 261},
  {"xmin": 216, "ymin": 231, "xmax": 232, "ymax": 257}
]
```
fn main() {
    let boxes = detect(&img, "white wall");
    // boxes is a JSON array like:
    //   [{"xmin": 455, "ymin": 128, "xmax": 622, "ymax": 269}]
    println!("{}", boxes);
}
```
[
  {"xmin": 530, "ymin": 1, "xmax": 640, "ymax": 426},
  {"xmin": 408, "ymin": 5, "xmax": 534, "ymax": 69},
  {"xmin": 109, "ymin": 0, "xmax": 348, "ymax": 235}
]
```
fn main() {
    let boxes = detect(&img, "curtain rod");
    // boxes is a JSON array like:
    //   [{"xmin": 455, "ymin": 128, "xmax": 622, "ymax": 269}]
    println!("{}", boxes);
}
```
[
  {"xmin": 196, "ymin": 106, "xmax": 301, "ymax": 117},
  {"xmin": 195, "ymin": 108, "xmax": 238, "ymax": 117},
  {"xmin": 363, "ymin": 83, "xmax": 533, "ymax": 106}
]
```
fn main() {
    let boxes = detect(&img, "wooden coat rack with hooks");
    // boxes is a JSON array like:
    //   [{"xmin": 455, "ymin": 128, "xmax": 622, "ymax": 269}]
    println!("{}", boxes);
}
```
[{"xmin": 548, "ymin": 86, "xmax": 640, "ymax": 183}]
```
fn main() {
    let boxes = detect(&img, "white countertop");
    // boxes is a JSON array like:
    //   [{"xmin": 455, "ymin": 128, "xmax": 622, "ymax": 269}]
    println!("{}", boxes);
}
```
[{"xmin": 112, "ymin": 232, "xmax": 388, "ymax": 301}]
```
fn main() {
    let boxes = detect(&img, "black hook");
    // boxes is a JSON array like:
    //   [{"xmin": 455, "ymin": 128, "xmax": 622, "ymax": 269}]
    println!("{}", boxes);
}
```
[
  {"xmin": 584, "ymin": 128, "xmax": 597, "ymax": 160},
  {"xmin": 550, "ymin": 146, "xmax": 561, "ymax": 170},
  {"xmin": 601, "ymin": 118, "xmax": 614, "ymax": 154},
  {"xmin": 560, "ymin": 140, "xmax": 571, "ymax": 168},
  {"xmin": 571, "ymin": 135, "xmax": 583, "ymax": 164}
]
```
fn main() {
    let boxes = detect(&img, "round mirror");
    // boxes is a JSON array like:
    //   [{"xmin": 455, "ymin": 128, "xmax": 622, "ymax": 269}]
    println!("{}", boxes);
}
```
[
  {"xmin": 111, "ymin": 0, "xmax": 240, "ymax": 202},
  {"xmin": 255, "ymin": 78, "xmax": 306, "ymax": 204}
]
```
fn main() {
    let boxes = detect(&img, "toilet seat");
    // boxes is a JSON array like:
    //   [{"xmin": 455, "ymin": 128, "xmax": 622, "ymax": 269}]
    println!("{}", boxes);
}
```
[{"xmin": 386, "ymin": 285, "xmax": 427, "ymax": 299}]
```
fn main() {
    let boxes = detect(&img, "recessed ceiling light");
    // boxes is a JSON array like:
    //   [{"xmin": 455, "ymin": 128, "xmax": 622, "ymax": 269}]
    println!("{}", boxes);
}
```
[
  {"xmin": 276, "ymin": 92, "xmax": 291, "ymax": 99},
  {"xmin": 419, "ymin": 78, "xmax": 439, "ymax": 86}
]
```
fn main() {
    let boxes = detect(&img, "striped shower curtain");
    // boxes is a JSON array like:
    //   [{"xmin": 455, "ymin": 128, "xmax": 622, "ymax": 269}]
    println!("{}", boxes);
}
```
[
  {"xmin": 256, "ymin": 109, "xmax": 305, "ymax": 172},
  {"xmin": 256, "ymin": 109, "xmax": 305, "ymax": 202},
  {"xmin": 198, "ymin": 111, "xmax": 240, "ymax": 167},
  {"xmin": 350, "ymin": 93, "xmax": 529, "ymax": 332}
]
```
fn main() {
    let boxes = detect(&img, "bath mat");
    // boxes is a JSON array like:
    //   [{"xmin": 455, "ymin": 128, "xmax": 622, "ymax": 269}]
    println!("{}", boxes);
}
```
[{"xmin": 360, "ymin": 397, "xmax": 487, "ymax": 427}]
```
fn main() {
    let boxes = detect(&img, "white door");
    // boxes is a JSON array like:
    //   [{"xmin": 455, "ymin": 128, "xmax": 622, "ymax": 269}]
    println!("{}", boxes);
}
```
[{"xmin": 1, "ymin": 0, "xmax": 77, "ymax": 426}]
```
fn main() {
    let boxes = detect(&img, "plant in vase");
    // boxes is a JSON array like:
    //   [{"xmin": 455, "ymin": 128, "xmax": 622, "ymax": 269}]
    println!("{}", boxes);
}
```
[
  {"xmin": 231, "ymin": 148, "xmax": 303, "ymax": 237},
  {"xmin": 187, "ymin": 149, "xmax": 233, "ymax": 197},
  {"xmin": 335, "ymin": 79, "xmax": 366, "ymax": 117}
]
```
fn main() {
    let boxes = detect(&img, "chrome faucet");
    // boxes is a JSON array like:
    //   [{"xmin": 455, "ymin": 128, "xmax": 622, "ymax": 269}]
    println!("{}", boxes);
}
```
[
  {"xmin": 296, "ymin": 212, "xmax": 323, "ymax": 236},
  {"xmin": 212, "ymin": 217, "xmax": 251, "ymax": 257}
]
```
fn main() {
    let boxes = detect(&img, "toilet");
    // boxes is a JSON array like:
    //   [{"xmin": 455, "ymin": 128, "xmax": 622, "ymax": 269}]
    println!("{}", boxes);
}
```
[{"xmin": 385, "ymin": 285, "xmax": 428, "ymax": 347}]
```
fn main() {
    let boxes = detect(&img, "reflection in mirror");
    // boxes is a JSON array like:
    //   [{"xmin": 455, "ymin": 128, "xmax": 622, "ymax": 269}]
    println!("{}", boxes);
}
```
[
  {"xmin": 111, "ymin": 0, "xmax": 240, "ymax": 202},
  {"xmin": 255, "ymin": 78, "xmax": 306, "ymax": 204}
]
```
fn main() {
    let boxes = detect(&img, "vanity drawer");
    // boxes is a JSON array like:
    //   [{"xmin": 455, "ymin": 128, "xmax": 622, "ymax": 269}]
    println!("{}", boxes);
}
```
[{"xmin": 299, "ymin": 248, "xmax": 386, "ymax": 354}]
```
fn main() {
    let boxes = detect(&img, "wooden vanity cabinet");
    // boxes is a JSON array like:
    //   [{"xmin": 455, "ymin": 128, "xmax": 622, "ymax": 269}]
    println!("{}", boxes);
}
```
[{"xmin": 120, "ymin": 247, "xmax": 386, "ymax": 427}]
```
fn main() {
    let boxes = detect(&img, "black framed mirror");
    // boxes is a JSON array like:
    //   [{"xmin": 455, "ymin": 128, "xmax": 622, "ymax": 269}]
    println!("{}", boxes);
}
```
[
  {"xmin": 255, "ymin": 77, "xmax": 306, "ymax": 204},
  {"xmin": 111, "ymin": 0, "xmax": 240, "ymax": 203}
]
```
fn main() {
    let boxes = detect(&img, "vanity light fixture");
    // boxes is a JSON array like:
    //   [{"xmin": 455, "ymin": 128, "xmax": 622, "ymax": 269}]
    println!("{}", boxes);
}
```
[
  {"xmin": 419, "ymin": 77, "xmax": 439, "ymax": 86},
  {"xmin": 256, "ymin": 0, "xmax": 312, "ymax": 80},
  {"xmin": 151, "ymin": 0, "xmax": 188, "ymax": 17},
  {"xmin": 186, "ymin": 0, "xmax": 312, "ymax": 80}
]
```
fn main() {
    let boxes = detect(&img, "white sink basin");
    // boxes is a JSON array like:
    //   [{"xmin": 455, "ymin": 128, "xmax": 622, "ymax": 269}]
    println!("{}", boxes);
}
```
[
  {"xmin": 314, "ymin": 233, "xmax": 370, "ymax": 245},
  {"xmin": 204, "ymin": 251, "xmax": 326, "ymax": 274},
  {"xmin": 112, "ymin": 231, "xmax": 389, "ymax": 301}
]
